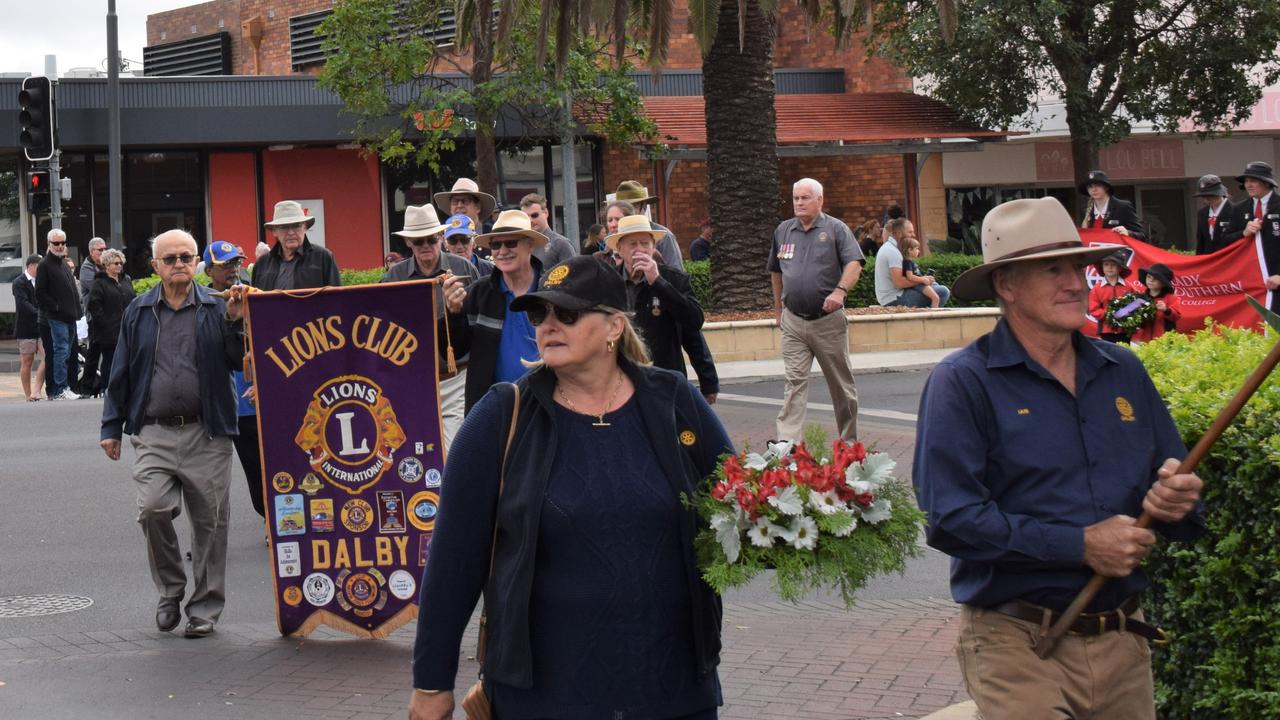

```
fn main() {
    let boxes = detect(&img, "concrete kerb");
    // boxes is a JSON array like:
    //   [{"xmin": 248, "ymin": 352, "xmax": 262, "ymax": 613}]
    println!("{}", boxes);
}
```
[{"xmin": 696, "ymin": 347, "xmax": 954, "ymax": 385}]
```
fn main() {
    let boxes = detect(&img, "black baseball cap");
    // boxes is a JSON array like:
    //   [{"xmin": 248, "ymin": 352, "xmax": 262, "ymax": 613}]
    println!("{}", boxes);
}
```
[{"xmin": 510, "ymin": 255, "xmax": 628, "ymax": 313}]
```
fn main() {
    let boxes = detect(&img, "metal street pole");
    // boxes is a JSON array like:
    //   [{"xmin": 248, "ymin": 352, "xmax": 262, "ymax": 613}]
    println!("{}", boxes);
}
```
[
  {"xmin": 44, "ymin": 55, "xmax": 62, "ymax": 231},
  {"xmin": 107, "ymin": 0, "xmax": 124, "ymax": 250}
]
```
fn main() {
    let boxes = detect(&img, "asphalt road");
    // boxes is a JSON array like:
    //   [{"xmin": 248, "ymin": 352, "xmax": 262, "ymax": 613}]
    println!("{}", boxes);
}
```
[{"xmin": 0, "ymin": 369, "xmax": 949, "ymax": 638}]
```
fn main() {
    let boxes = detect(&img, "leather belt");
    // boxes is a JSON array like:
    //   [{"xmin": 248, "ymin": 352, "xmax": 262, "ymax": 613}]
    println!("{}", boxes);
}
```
[
  {"xmin": 143, "ymin": 414, "xmax": 199, "ymax": 428},
  {"xmin": 789, "ymin": 309, "xmax": 825, "ymax": 321},
  {"xmin": 991, "ymin": 597, "xmax": 1168, "ymax": 644},
  {"xmin": 440, "ymin": 361, "xmax": 468, "ymax": 380}
]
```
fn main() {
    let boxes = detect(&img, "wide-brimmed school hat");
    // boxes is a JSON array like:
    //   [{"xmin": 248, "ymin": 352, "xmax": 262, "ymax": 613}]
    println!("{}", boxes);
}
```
[
  {"xmin": 1195, "ymin": 174, "xmax": 1229, "ymax": 198},
  {"xmin": 433, "ymin": 178, "xmax": 497, "ymax": 218},
  {"xmin": 203, "ymin": 240, "xmax": 246, "ymax": 266},
  {"xmin": 264, "ymin": 200, "xmax": 315, "ymax": 229},
  {"xmin": 1139, "ymin": 263, "xmax": 1175, "ymax": 289},
  {"xmin": 510, "ymin": 255, "xmax": 627, "ymax": 313},
  {"xmin": 614, "ymin": 180, "xmax": 657, "ymax": 206},
  {"xmin": 1093, "ymin": 248, "xmax": 1132, "ymax": 278},
  {"xmin": 952, "ymin": 197, "xmax": 1122, "ymax": 301},
  {"xmin": 1236, "ymin": 161, "xmax": 1277, "ymax": 188},
  {"xmin": 1077, "ymin": 170, "xmax": 1113, "ymax": 196},
  {"xmin": 473, "ymin": 209, "xmax": 547, "ymax": 249},
  {"xmin": 394, "ymin": 205, "xmax": 447, "ymax": 238},
  {"xmin": 604, "ymin": 215, "xmax": 666, "ymax": 250}
]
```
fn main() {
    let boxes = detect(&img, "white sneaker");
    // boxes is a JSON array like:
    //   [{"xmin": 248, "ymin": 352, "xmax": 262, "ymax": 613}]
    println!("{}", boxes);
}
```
[{"xmin": 58, "ymin": 388, "xmax": 80, "ymax": 400}]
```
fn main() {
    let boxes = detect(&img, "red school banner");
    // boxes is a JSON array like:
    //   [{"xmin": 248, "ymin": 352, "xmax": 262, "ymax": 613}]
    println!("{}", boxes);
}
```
[{"xmin": 1080, "ymin": 228, "xmax": 1267, "ymax": 334}]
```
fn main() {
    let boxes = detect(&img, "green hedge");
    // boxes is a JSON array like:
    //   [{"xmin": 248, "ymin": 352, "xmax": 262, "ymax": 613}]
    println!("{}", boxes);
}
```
[
  {"xmin": 684, "ymin": 253, "xmax": 991, "ymax": 312},
  {"xmin": 1135, "ymin": 326, "xmax": 1280, "ymax": 718}
]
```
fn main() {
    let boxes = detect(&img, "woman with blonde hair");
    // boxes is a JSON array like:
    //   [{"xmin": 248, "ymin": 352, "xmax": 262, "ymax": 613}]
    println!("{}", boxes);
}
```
[{"xmin": 410, "ymin": 255, "xmax": 734, "ymax": 720}]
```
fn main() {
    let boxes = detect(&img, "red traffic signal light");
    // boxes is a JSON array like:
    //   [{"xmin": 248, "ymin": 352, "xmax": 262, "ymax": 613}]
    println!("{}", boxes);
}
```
[
  {"xmin": 27, "ymin": 171, "xmax": 50, "ymax": 213},
  {"xmin": 18, "ymin": 76, "xmax": 56, "ymax": 162}
]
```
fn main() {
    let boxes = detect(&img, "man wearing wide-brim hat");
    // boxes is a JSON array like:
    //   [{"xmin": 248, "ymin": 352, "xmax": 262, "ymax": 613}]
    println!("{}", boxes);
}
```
[
  {"xmin": 1234, "ymin": 161, "xmax": 1280, "ymax": 309},
  {"xmin": 1078, "ymin": 170, "xmax": 1145, "ymax": 239},
  {"xmin": 1194, "ymin": 174, "xmax": 1239, "ymax": 256},
  {"xmin": 442, "ymin": 209, "xmax": 548, "ymax": 412},
  {"xmin": 606, "ymin": 214, "xmax": 720, "ymax": 404},
  {"xmin": 252, "ymin": 200, "xmax": 341, "ymax": 290},
  {"xmin": 609, "ymin": 181, "xmax": 684, "ymax": 270},
  {"xmin": 434, "ymin": 178, "xmax": 497, "ymax": 228},
  {"xmin": 914, "ymin": 196, "xmax": 1205, "ymax": 720},
  {"xmin": 381, "ymin": 205, "xmax": 479, "ymax": 450}
]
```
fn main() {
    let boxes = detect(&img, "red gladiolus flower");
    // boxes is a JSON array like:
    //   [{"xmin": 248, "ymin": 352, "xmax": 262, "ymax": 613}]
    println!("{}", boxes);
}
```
[{"xmin": 711, "ymin": 483, "xmax": 729, "ymax": 501}]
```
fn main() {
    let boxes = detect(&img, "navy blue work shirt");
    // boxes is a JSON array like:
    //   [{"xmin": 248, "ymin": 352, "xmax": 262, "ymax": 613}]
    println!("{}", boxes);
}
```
[{"xmin": 913, "ymin": 319, "xmax": 1205, "ymax": 613}]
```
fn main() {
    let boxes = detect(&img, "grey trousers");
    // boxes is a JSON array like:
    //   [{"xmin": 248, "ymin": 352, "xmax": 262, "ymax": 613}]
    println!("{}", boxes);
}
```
[
  {"xmin": 439, "ymin": 368, "xmax": 466, "ymax": 454},
  {"xmin": 776, "ymin": 308, "xmax": 859, "ymax": 442},
  {"xmin": 130, "ymin": 421, "xmax": 233, "ymax": 622}
]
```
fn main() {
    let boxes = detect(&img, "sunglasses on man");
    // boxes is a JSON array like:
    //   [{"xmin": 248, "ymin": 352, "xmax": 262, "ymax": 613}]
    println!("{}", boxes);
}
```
[
  {"xmin": 488, "ymin": 238, "xmax": 523, "ymax": 251},
  {"xmin": 446, "ymin": 235, "xmax": 473, "ymax": 246},
  {"xmin": 406, "ymin": 236, "xmax": 440, "ymax": 248},
  {"xmin": 158, "ymin": 254, "xmax": 197, "ymax": 266},
  {"xmin": 524, "ymin": 302, "xmax": 604, "ymax": 327}
]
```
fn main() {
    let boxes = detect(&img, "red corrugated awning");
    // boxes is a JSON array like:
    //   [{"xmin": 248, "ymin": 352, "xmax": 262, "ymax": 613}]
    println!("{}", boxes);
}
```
[{"xmin": 641, "ymin": 92, "xmax": 1012, "ymax": 146}]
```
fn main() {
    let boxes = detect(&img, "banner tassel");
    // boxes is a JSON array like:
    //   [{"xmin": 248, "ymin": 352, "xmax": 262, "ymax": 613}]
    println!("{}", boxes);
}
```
[{"xmin": 442, "ymin": 276, "xmax": 458, "ymax": 375}]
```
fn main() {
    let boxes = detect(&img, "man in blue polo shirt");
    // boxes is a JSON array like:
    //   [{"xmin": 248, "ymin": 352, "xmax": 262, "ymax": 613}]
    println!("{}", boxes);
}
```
[
  {"xmin": 913, "ymin": 197, "xmax": 1205, "ymax": 720},
  {"xmin": 445, "ymin": 209, "xmax": 547, "ymax": 412}
]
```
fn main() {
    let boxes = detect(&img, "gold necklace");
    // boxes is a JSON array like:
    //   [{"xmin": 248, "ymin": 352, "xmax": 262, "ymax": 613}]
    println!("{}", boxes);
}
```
[{"xmin": 558, "ymin": 371, "xmax": 624, "ymax": 427}]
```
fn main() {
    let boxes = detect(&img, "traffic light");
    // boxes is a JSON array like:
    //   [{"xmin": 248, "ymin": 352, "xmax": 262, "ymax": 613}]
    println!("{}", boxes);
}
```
[
  {"xmin": 27, "ymin": 171, "xmax": 50, "ymax": 213},
  {"xmin": 18, "ymin": 76, "xmax": 56, "ymax": 162}
]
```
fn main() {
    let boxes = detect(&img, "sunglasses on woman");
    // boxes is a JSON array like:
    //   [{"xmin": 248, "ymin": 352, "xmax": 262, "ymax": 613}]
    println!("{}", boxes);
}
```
[{"xmin": 525, "ymin": 302, "xmax": 603, "ymax": 327}]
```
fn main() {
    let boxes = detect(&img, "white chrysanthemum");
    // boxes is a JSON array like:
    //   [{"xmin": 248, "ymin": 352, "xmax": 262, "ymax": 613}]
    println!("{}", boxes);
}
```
[
  {"xmin": 779, "ymin": 515, "xmax": 819, "ymax": 550},
  {"xmin": 860, "ymin": 498, "xmax": 893, "ymax": 524},
  {"xmin": 767, "ymin": 485, "xmax": 804, "ymax": 516},
  {"xmin": 847, "ymin": 479, "xmax": 874, "ymax": 495},
  {"xmin": 808, "ymin": 489, "xmax": 843, "ymax": 515},
  {"xmin": 711, "ymin": 512, "xmax": 744, "ymax": 562},
  {"xmin": 748, "ymin": 517, "xmax": 787, "ymax": 548},
  {"xmin": 845, "ymin": 452, "xmax": 896, "ymax": 488}
]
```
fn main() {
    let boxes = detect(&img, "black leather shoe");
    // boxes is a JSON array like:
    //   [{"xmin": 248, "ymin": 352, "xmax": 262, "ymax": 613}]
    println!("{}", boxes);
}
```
[
  {"xmin": 183, "ymin": 616, "xmax": 215, "ymax": 638},
  {"xmin": 156, "ymin": 597, "xmax": 182, "ymax": 632}
]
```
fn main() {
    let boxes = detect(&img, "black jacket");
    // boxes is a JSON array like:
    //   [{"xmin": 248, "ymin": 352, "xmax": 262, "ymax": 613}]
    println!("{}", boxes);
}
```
[
  {"xmin": 380, "ymin": 253, "xmax": 476, "ymax": 369},
  {"xmin": 454, "ymin": 258, "xmax": 543, "ymax": 412},
  {"xmin": 87, "ymin": 274, "xmax": 136, "ymax": 348},
  {"xmin": 1195, "ymin": 200, "xmax": 1242, "ymax": 255},
  {"xmin": 1080, "ymin": 197, "xmax": 1145, "ymax": 240},
  {"xmin": 1238, "ymin": 194, "xmax": 1280, "ymax": 282},
  {"xmin": 12, "ymin": 272, "xmax": 39, "ymax": 339},
  {"xmin": 34, "ymin": 252, "xmax": 83, "ymax": 323},
  {"xmin": 251, "ymin": 236, "xmax": 341, "ymax": 290},
  {"xmin": 625, "ymin": 265, "xmax": 720, "ymax": 397},
  {"xmin": 414, "ymin": 362, "xmax": 732, "ymax": 689}
]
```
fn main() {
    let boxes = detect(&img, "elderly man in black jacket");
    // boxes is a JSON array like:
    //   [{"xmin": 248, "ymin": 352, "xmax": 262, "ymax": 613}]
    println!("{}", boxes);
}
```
[
  {"xmin": 252, "ymin": 200, "xmax": 341, "ymax": 290},
  {"xmin": 34, "ymin": 229, "xmax": 83, "ymax": 400},
  {"xmin": 608, "ymin": 214, "xmax": 719, "ymax": 403}
]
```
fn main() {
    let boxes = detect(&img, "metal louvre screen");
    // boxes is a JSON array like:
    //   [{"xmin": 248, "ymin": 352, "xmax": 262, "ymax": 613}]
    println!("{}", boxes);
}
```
[{"xmin": 142, "ymin": 32, "xmax": 232, "ymax": 76}]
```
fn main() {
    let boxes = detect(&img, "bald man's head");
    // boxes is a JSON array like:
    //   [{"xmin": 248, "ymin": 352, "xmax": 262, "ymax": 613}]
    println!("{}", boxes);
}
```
[{"xmin": 151, "ymin": 230, "xmax": 200, "ymax": 289}]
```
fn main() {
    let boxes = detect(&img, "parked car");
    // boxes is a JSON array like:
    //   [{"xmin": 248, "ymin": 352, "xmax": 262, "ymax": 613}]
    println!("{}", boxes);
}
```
[{"xmin": 0, "ymin": 257, "xmax": 24, "ymax": 315}]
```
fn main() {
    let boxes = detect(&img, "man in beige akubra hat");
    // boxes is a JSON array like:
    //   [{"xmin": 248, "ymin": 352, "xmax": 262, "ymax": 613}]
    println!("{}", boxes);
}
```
[
  {"xmin": 611, "ymin": 180, "xmax": 684, "ymax": 270},
  {"xmin": 913, "ymin": 197, "xmax": 1205, "ymax": 720},
  {"xmin": 381, "ymin": 205, "xmax": 478, "ymax": 450},
  {"xmin": 434, "ymin": 178, "xmax": 497, "ymax": 229},
  {"xmin": 252, "ymin": 200, "xmax": 341, "ymax": 290}
]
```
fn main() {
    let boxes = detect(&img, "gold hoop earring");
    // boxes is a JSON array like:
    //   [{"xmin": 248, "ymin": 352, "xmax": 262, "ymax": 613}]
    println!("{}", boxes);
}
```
[{"xmin": 606, "ymin": 339, "xmax": 617, "ymax": 353}]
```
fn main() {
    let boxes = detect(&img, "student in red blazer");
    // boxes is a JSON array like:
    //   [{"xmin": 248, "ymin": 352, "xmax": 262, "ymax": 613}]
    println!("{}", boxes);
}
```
[
  {"xmin": 1088, "ymin": 249, "xmax": 1140, "ymax": 343},
  {"xmin": 1132, "ymin": 263, "xmax": 1182, "ymax": 342}
]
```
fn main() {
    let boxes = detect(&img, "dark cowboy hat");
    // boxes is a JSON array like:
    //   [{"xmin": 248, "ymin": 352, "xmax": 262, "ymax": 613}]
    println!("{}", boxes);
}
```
[
  {"xmin": 1077, "ymin": 170, "xmax": 1113, "ymax": 196},
  {"xmin": 1195, "ymin": 174, "xmax": 1229, "ymax": 198},
  {"xmin": 1093, "ymin": 248, "xmax": 1132, "ymax": 278},
  {"xmin": 1139, "ymin": 263, "xmax": 1175, "ymax": 289},
  {"xmin": 1236, "ymin": 161, "xmax": 1277, "ymax": 188},
  {"xmin": 510, "ymin": 255, "xmax": 627, "ymax": 313}
]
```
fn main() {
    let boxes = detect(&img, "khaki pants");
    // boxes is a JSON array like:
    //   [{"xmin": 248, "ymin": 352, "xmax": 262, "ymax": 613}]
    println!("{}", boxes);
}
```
[
  {"xmin": 777, "ymin": 308, "xmax": 858, "ymax": 442},
  {"xmin": 440, "ymin": 368, "xmax": 467, "ymax": 454},
  {"xmin": 957, "ymin": 605, "xmax": 1155, "ymax": 720},
  {"xmin": 130, "ymin": 422, "xmax": 233, "ymax": 622}
]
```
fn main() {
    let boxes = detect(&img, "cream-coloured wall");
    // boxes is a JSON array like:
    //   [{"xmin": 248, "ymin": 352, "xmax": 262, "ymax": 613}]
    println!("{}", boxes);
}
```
[
  {"xmin": 942, "ymin": 143, "xmax": 1039, "ymax": 186},
  {"xmin": 1184, "ymin": 136, "xmax": 1275, "ymax": 178},
  {"xmin": 918, "ymin": 153, "xmax": 946, "ymax": 247}
]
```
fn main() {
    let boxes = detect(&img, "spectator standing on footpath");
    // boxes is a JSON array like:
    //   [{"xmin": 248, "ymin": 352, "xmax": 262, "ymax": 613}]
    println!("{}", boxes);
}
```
[
  {"xmin": 519, "ymin": 193, "xmax": 578, "ymax": 268},
  {"xmin": 1235, "ymin": 161, "xmax": 1280, "ymax": 311},
  {"xmin": 35, "ymin": 229, "xmax": 82, "ymax": 400},
  {"xmin": 1079, "ymin": 170, "xmax": 1145, "ymax": 238},
  {"xmin": 690, "ymin": 218, "xmax": 712, "ymax": 261},
  {"xmin": 875, "ymin": 219, "xmax": 951, "ymax": 308},
  {"xmin": 581, "ymin": 223, "xmax": 607, "ymax": 255},
  {"xmin": 381, "ymin": 206, "xmax": 478, "ymax": 451},
  {"xmin": 769, "ymin": 177, "xmax": 863, "ymax": 442},
  {"xmin": 915, "ymin": 196, "xmax": 1203, "ymax": 720},
  {"xmin": 13, "ymin": 254, "xmax": 46, "ymax": 402},
  {"xmin": 443, "ymin": 214, "xmax": 493, "ymax": 277},
  {"xmin": 78, "ymin": 237, "xmax": 108, "ymax": 393},
  {"xmin": 252, "ymin": 201, "xmax": 341, "ymax": 290},
  {"xmin": 85, "ymin": 248, "xmax": 135, "ymax": 396},
  {"xmin": 100, "ymin": 229, "xmax": 248, "ymax": 639},
  {"xmin": 611, "ymin": 181, "xmax": 684, "ymax": 270},
  {"xmin": 1193, "ymin": 175, "xmax": 1239, "ymax": 255}
]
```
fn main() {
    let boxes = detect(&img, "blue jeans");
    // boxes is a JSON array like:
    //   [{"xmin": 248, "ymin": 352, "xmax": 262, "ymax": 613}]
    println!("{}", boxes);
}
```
[
  {"xmin": 889, "ymin": 284, "xmax": 951, "ymax": 308},
  {"xmin": 49, "ymin": 320, "xmax": 73, "ymax": 394}
]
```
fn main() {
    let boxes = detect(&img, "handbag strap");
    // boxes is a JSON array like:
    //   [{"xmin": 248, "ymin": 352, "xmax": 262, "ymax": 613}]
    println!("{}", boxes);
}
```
[{"xmin": 475, "ymin": 382, "xmax": 520, "ymax": 670}]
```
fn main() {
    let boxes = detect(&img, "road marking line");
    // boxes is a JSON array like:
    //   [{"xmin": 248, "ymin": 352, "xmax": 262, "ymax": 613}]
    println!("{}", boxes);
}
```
[{"xmin": 716, "ymin": 392, "xmax": 918, "ymax": 422}]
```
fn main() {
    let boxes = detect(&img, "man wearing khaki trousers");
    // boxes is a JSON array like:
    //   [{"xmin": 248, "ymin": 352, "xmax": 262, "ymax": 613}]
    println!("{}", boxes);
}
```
[{"xmin": 769, "ymin": 177, "xmax": 863, "ymax": 442}]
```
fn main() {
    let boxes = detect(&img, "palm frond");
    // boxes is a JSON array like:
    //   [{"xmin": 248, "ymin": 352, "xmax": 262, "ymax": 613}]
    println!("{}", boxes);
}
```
[
  {"xmin": 647, "ymin": 0, "xmax": 672, "ymax": 66},
  {"xmin": 686, "ymin": 0, "xmax": 717, "ymax": 52},
  {"xmin": 494, "ymin": 0, "xmax": 520, "ymax": 53}
]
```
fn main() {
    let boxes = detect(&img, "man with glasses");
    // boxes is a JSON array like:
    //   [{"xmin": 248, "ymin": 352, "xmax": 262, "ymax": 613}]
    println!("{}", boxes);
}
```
[
  {"xmin": 35, "ymin": 229, "xmax": 83, "ymax": 400},
  {"xmin": 519, "ymin": 193, "xmax": 577, "ymax": 269},
  {"xmin": 101, "ymin": 229, "xmax": 248, "ymax": 640},
  {"xmin": 252, "ymin": 200, "xmax": 341, "ymax": 291},
  {"xmin": 443, "ymin": 209, "xmax": 547, "ymax": 412},
  {"xmin": 442, "ymin": 213, "xmax": 493, "ymax": 277},
  {"xmin": 78, "ymin": 237, "xmax": 110, "ymax": 395},
  {"xmin": 382, "ymin": 206, "xmax": 478, "ymax": 449}
]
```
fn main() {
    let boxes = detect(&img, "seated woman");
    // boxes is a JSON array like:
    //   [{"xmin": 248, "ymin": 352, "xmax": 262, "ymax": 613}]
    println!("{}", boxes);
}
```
[{"xmin": 410, "ymin": 255, "xmax": 735, "ymax": 720}]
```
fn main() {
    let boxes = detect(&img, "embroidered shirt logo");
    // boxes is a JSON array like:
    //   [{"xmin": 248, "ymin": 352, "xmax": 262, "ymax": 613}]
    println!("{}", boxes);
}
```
[
  {"xmin": 1016, "ymin": 408, "xmax": 1030, "ymax": 416},
  {"xmin": 546, "ymin": 265, "xmax": 570, "ymax": 286},
  {"xmin": 679, "ymin": 430, "xmax": 696, "ymax": 446},
  {"xmin": 1115, "ymin": 396, "xmax": 1136, "ymax": 422}
]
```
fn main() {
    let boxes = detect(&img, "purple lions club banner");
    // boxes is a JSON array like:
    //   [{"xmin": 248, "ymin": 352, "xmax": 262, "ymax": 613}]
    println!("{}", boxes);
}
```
[{"xmin": 246, "ymin": 281, "xmax": 444, "ymax": 638}]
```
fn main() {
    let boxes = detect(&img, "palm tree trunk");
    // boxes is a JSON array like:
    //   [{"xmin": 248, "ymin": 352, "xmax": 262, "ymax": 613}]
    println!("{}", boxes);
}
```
[{"xmin": 703, "ymin": 0, "xmax": 777, "ymax": 312}]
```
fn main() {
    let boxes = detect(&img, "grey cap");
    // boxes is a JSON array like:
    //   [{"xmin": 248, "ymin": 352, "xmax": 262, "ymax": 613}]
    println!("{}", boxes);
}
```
[{"xmin": 1195, "ymin": 174, "xmax": 1229, "ymax": 198}]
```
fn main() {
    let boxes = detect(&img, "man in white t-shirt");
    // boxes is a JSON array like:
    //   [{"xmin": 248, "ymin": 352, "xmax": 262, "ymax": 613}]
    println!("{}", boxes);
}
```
[{"xmin": 874, "ymin": 219, "xmax": 950, "ymax": 308}]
